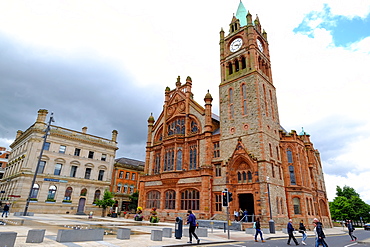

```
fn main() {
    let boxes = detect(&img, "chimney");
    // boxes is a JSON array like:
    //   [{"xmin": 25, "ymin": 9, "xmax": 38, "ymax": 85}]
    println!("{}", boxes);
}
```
[
  {"xmin": 82, "ymin": 127, "xmax": 88, "ymax": 134},
  {"xmin": 112, "ymin": 130, "xmax": 118, "ymax": 142},
  {"xmin": 36, "ymin": 109, "xmax": 48, "ymax": 123}
]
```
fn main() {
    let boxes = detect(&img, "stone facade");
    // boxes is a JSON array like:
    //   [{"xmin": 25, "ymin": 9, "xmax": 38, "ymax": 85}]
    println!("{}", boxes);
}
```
[
  {"xmin": 0, "ymin": 109, "xmax": 118, "ymax": 215},
  {"xmin": 139, "ymin": 1, "xmax": 332, "ymax": 229}
]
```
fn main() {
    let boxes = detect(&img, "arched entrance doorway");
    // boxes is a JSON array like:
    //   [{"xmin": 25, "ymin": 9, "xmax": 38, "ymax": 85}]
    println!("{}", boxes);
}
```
[
  {"xmin": 77, "ymin": 198, "xmax": 86, "ymax": 214},
  {"xmin": 238, "ymin": 193, "xmax": 254, "ymax": 222}
]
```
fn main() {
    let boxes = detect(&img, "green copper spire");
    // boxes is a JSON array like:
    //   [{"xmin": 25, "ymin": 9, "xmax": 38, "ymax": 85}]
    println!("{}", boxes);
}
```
[{"xmin": 235, "ymin": 0, "xmax": 247, "ymax": 27}]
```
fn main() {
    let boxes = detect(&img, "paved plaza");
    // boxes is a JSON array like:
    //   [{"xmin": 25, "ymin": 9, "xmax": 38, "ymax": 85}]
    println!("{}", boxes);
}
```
[{"xmin": 0, "ymin": 213, "xmax": 369, "ymax": 246}]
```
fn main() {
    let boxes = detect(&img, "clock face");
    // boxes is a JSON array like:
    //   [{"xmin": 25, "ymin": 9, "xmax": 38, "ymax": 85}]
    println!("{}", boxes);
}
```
[
  {"xmin": 230, "ymin": 38, "xmax": 243, "ymax": 52},
  {"xmin": 257, "ymin": 39, "xmax": 263, "ymax": 52}
]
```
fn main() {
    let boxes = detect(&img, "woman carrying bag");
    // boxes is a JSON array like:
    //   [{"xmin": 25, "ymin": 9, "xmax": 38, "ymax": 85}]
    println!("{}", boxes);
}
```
[{"xmin": 299, "ymin": 220, "xmax": 307, "ymax": 245}]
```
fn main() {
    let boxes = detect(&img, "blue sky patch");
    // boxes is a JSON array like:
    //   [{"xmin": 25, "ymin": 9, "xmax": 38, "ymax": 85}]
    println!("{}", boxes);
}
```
[{"xmin": 294, "ymin": 4, "xmax": 370, "ymax": 47}]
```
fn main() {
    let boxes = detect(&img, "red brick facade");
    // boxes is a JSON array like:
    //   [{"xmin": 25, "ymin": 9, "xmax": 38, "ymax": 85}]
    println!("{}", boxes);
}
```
[{"xmin": 139, "ymin": 2, "xmax": 332, "ymax": 228}]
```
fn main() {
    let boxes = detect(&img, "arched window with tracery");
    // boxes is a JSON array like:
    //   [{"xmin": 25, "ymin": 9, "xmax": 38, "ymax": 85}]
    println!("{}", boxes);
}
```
[
  {"xmin": 146, "ymin": 190, "xmax": 161, "ymax": 209},
  {"xmin": 167, "ymin": 118, "xmax": 185, "ymax": 136},
  {"xmin": 242, "ymin": 171, "xmax": 247, "ymax": 182},
  {"xmin": 64, "ymin": 187, "xmax": 73, "ymax": 201},
  {"xmin": 165, "ymin": 190, "xmax": 176, "ymax": 209},
  {"xmin": 237, "ymin": 172, "xmax": 242, "ymax": 183},
  {"xmin": 181, "ymin": 189, "xmax": 199, "ymax": 210}
]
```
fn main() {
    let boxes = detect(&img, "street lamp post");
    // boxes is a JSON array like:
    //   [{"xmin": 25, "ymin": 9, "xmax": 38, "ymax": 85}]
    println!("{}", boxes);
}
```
[
  {"xmin": 266, "ymin": 176, "xmax": 275, "ymax": 233},
  {"xmin": 23, "ymin": 113, "xmax": 54, "ymax": 216}
]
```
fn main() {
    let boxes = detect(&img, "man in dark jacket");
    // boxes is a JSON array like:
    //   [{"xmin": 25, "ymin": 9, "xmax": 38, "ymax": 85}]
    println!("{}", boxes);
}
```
[
  {"xmin": 347, "ymin": 220, "xmax": 357, "ymax": 241},
  {"xmin": 314, "ymin": 218, "xmax": 328, "ymax": 247},
  {"xmin": 287, "ymin": 219, "xmax": 299, "ymax": 245},
  {"xmin": 186, "ymin": 210, "xmax": 200, "ymax": 244},
  {"xmin": 1, "ymin": 202, "xmax": 10, "ymax": 218}
]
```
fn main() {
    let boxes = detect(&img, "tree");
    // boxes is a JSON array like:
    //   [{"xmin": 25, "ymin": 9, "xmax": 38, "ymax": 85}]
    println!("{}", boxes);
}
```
[
  {"xmin": 128, "ymin": 191, "xmax": 139, "ymax": 211},
  {"xmin": 95, "ymin": 190, "xmax": 115, "ymax": 217},
  {"xmin": 330, "ymin": 186, "xmax": 370, "ymax": 223}
]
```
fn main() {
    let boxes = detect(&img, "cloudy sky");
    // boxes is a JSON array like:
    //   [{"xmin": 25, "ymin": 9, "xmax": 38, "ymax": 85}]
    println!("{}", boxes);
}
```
[{"xmin": 1, "ymin": 0, "xmax": 369, "ymax": 203}]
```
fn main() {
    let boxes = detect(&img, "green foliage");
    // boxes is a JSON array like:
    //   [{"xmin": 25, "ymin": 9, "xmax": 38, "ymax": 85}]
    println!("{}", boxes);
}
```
[
  {"xmin": 336, "ymin": 185, "xmax": 360, "ymax": 199},
  {"xmin": 95, "ymin": 190, "xmax": 115, "ymax": 217},
  {"xmin": 128, "ymin": 191, "xmax": 139, "ymax": 211},
  {"xmin": 330, "ymin": 186, "xmax": 370, "ymax": 223}
]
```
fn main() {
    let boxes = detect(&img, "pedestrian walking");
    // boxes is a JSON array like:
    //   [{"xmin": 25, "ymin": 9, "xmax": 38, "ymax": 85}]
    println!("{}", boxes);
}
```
[
  {"xmin": 313, "ymin": 218, "xmax": 328, "ymax": 247},
  {"xmin": 186, "ymin": 210, "xmax": 200, "ymax": 244},
  {"xmin": 254, "ymin": 217, "xmax": 265, "ymax": 242},
  {"xmin": 299, "ymin": 219, "xmax": 307, "ymax": 245},
  {"xmin": 243, "ymin": 209, "xmax": 248, "ymax": 222},
  {"xmin": 287, "ymin": 219, "xmax": 299, "ymax": 245},
  {"xmin": 347, "ymin": 220, "xmax": 357, "ymax": 241},
  {"xmin": 1, "ymin": 202, "xmax": 10, "ymax": 218}
]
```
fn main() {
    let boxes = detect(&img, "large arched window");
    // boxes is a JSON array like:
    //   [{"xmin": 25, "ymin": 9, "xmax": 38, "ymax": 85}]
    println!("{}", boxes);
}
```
[
  {"xmin": 293, "ymin": 197, "xmax": 301, "ymax": 214},
  {"xmin": 94, "ymin": 190, "xmax": 101, "ymax": 203},
  {"xmin": 146, "ymin": 191, "xmax": 161, "ymax": 209},
  {"xmin": 47, "ymin": 185, "xmax": 57, "ymax": 200},
  {"xmin": 64, "ymin": 187, "xmax": 73, "ymax": 201},
  {"xmin": 181, "ymin": 189, "xmax": 199, "ymax": 210},
  {"xmin": 30, "ymin": 184, "xmax": 39, "ymax": 199},
  {"xmin": 165, "ymin": 190, "xmax": 176, "ymax": 209}
]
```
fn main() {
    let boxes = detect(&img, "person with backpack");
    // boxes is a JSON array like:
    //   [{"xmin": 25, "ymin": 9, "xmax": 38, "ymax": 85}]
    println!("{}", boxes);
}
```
[
  {"xmin": 254, "ymin": 217, "xmax": 265, "ymax": 242},
  {"xmin": 186, "ymin": 210, "xmax": 200, "ymax": 244}
]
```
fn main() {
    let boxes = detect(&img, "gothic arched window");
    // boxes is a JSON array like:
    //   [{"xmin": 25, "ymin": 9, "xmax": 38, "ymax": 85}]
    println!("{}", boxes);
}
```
[
  {"xmin": 241, "ymin": 83, "xmax": 247, "ymax": 115},
  {"xmin": 228, "ymin": 62, "xmax": 233, "ymax": 74},
  {"xmin": 146, "ymin": 190, "xmax": 161, "ymax": 209},
  {"xmin": 181, "ymin": 189, "xmax": 199, "ymax": 210},
  {"xmin": 165, "ymin": 190, "xmax": 176, "ymax": 209}
]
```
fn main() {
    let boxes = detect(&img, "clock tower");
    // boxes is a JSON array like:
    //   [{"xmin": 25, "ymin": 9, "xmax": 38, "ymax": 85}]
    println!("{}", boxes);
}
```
[{"xmin": 219, "ymin": 1, "xmax": 285, "ymax": 220}]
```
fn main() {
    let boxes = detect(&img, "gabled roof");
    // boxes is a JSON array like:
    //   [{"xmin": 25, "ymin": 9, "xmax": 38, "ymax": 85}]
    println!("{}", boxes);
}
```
[{"xmin": 115, "ymin": 157, "xmax": 144, "ymax": 168}]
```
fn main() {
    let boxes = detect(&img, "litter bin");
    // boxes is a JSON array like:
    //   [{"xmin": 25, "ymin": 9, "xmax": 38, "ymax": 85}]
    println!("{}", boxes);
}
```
[{"xmin": 175, "ymin": 217, "xmax": 183, "ymax": 239}]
